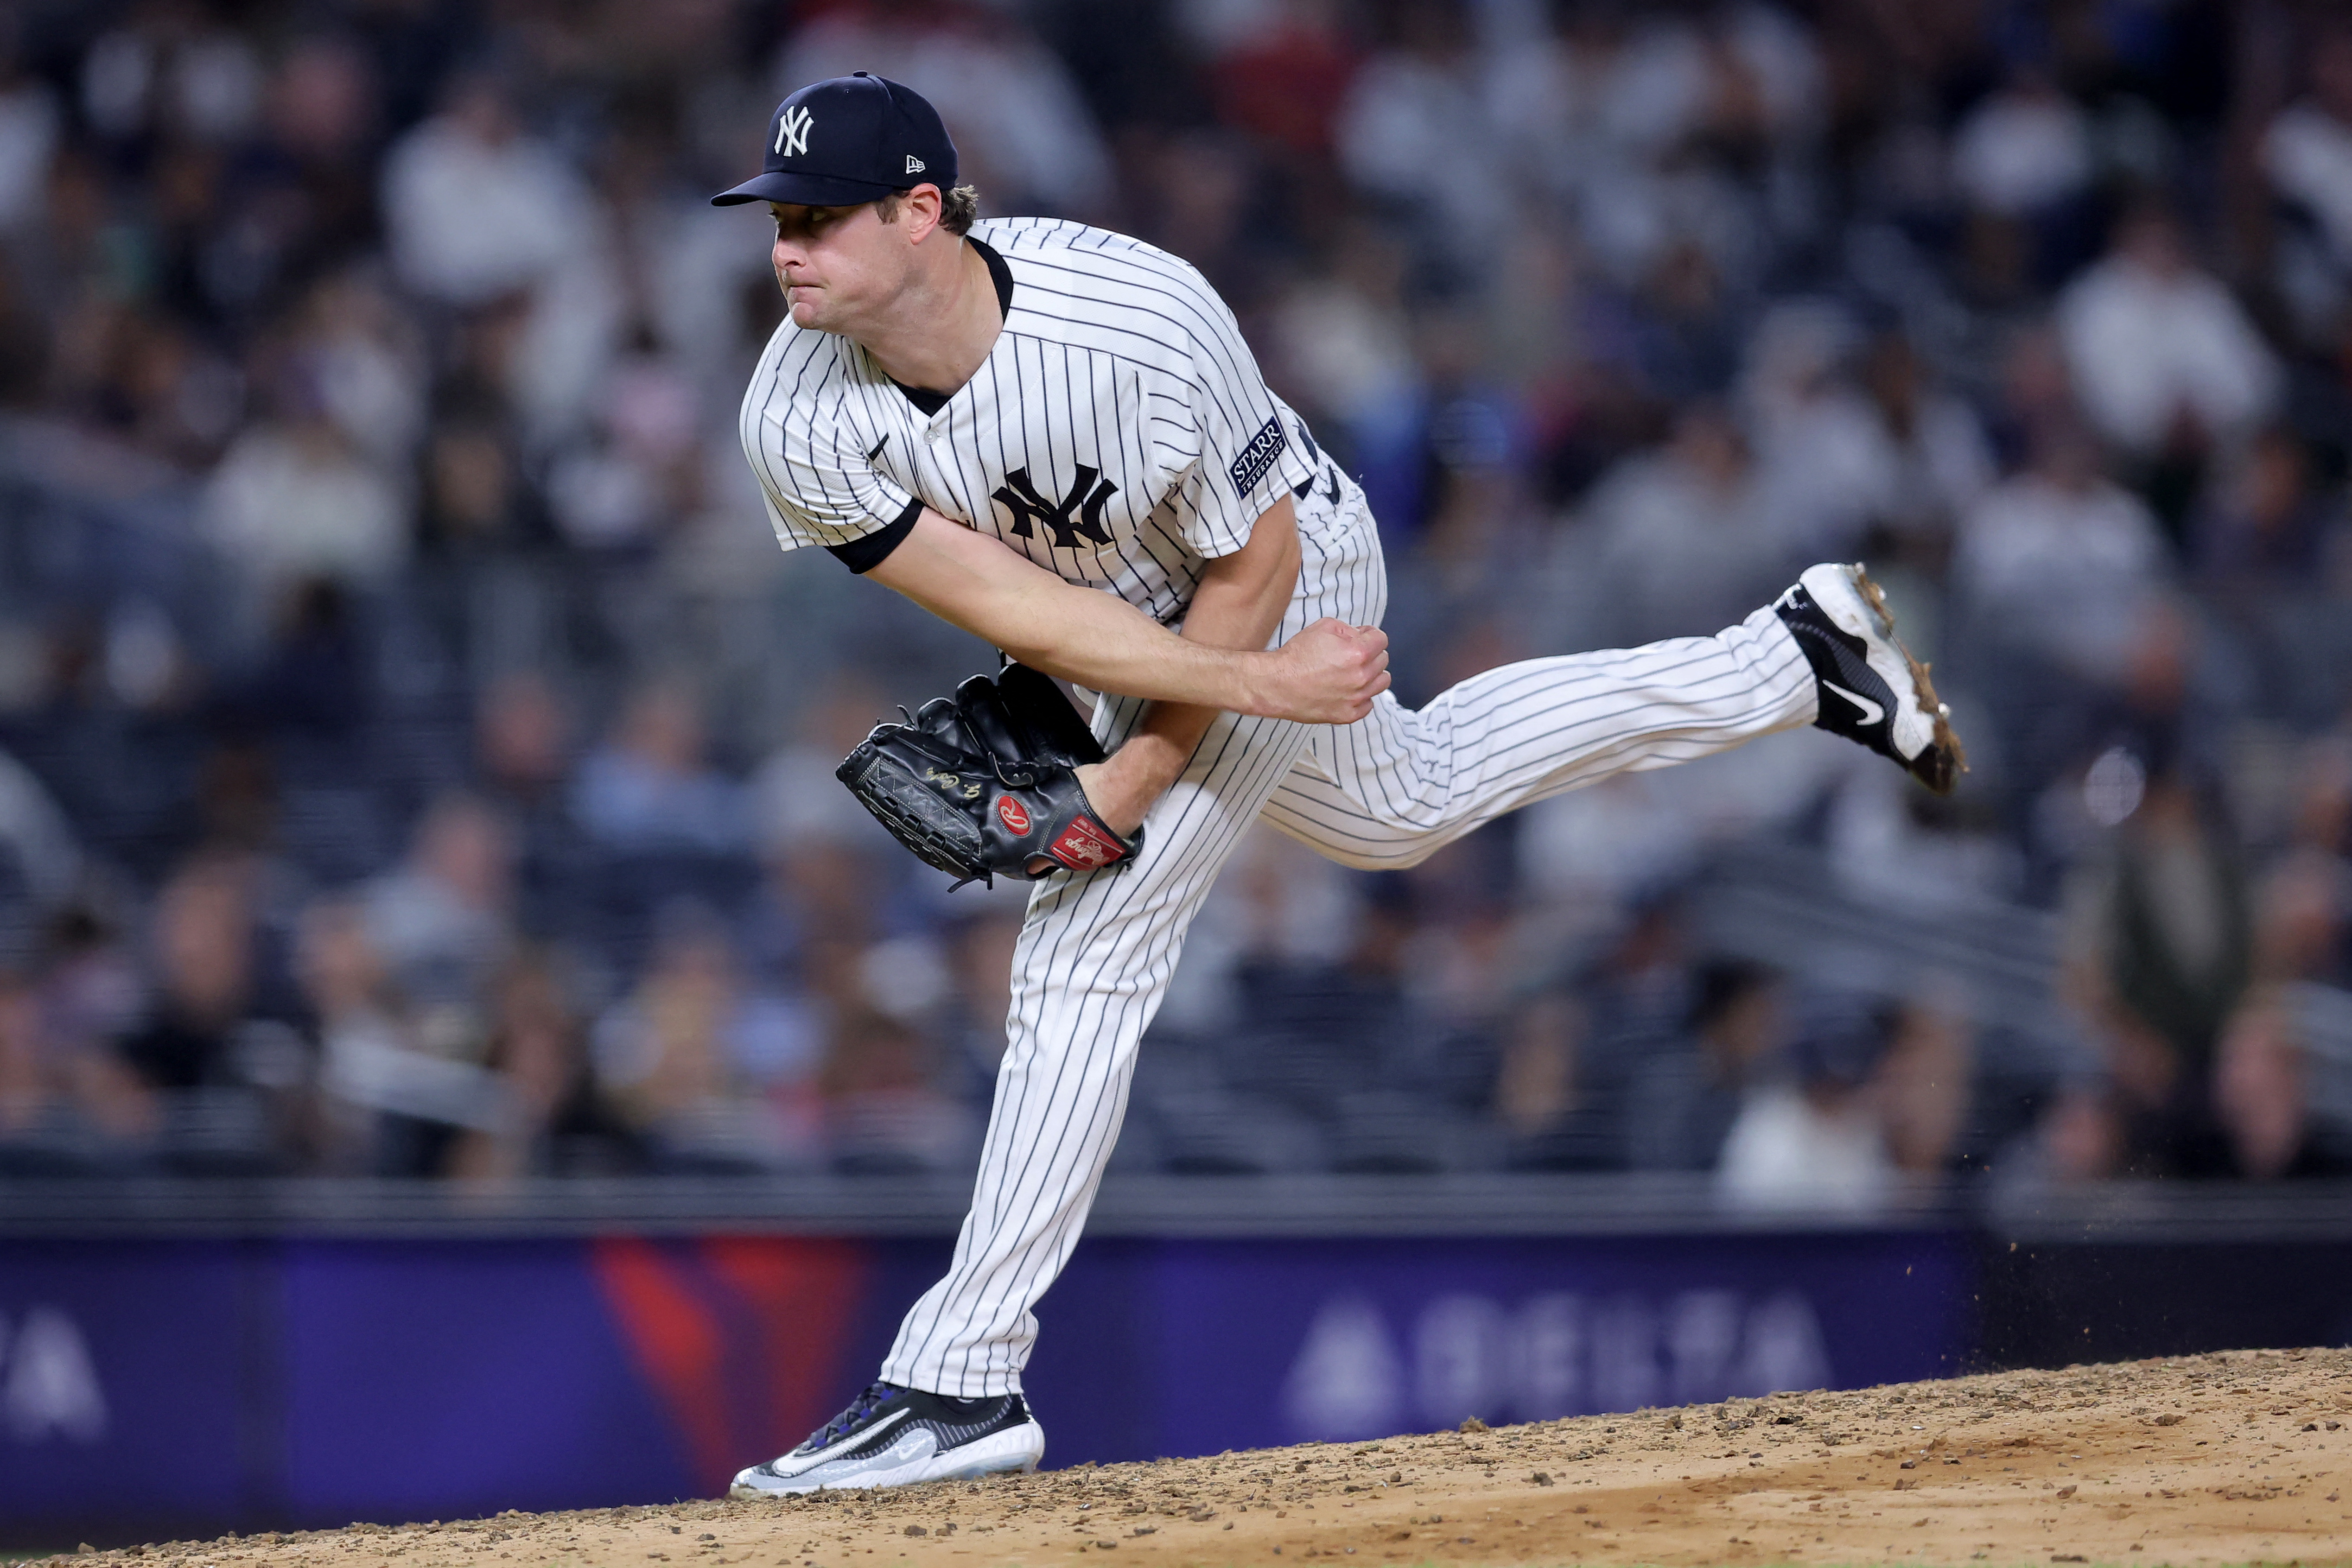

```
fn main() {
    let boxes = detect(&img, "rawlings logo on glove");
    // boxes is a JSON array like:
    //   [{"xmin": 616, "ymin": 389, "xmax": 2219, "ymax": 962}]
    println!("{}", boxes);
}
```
[
  {"xmin": 834, "ymin": 664, "xmax": 1144, "ymax": 887},
  {"xmin": 1045, "ymin": 816, "xmax": 1124, "ymax": 870}
]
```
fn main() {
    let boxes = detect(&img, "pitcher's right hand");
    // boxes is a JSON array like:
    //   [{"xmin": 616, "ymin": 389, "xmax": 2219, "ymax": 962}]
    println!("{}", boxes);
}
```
[{"xmin": 1255, "ymin": 618, "xmax": 1390, "ymax": 724}]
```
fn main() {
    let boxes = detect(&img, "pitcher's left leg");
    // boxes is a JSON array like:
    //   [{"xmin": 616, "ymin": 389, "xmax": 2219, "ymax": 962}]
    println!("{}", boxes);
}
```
[
  {"xmin": 876, "ymin": 704, "xmax": 1314, "ymax": 1399},
  {"xmin": 730, "ymin": 705, "xmax": 1314, "ymax": 1497}
]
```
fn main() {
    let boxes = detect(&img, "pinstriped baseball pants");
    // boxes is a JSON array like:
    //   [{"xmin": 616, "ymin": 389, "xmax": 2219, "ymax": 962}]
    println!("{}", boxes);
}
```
[{"xmin": 878, "ymin": 494, "xmax": 1820, "ymax": 1398}]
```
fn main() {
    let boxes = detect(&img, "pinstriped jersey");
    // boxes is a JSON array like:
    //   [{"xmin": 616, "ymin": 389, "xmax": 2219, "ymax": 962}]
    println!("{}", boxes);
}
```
[{"xmin": 737, "ymin": 216, "xmax": 1338, "ymax": 624}]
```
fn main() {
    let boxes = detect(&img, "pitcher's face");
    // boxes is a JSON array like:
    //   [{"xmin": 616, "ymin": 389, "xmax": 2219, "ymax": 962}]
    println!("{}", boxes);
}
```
[{"xmin": 769, "ymin": 200, "xmax": 910, "ymax": 335}]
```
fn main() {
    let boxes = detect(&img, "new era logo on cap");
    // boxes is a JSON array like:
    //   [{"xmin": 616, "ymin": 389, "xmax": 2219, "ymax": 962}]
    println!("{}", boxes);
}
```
[{"xmin": 713, "ymin": 72, "xmax": 958, "ymax": 209}]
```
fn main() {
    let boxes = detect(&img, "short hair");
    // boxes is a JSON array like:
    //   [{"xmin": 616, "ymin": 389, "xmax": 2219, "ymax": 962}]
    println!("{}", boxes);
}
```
[{"xmin": 874, "ymin": 183, "xmax": 979, "ymax": 236}]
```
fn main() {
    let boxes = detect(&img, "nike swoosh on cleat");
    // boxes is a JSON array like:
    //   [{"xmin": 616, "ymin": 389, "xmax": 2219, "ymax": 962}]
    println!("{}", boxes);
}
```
[
  {"xmin": 1821, "ymin": 680, "xmax": 1884, "ymax": 727},
  {"xmin": 788, "ymin": 1407, "xmax": 913, "ymax": 1469}
]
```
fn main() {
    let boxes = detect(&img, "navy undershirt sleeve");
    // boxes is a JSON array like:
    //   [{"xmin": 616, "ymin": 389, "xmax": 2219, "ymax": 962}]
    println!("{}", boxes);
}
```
[{"xmin": 827, "ymin": 495, "xmax": 924, "ymax": 574}]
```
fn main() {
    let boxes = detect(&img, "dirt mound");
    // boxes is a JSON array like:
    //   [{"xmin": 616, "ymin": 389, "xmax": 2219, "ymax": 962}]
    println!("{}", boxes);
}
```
[{"xmin": 59, "ymin": 1349, "xmax": 2352, "ymax": 1567}]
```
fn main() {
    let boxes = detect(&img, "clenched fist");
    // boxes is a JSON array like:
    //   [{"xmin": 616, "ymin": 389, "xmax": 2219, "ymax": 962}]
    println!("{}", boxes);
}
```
[{"xmin": 1258, "ymin": 618, "xmax": 1391, "ymax": 724}]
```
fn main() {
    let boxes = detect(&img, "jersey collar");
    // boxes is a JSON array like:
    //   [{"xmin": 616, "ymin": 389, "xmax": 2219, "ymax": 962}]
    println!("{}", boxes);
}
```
[{"xmin": 887, "ymin": 235, "xmax": 1013, "ymax": 416}]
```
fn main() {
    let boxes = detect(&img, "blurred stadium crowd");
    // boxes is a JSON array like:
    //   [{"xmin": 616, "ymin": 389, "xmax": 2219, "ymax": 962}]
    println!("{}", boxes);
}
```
[{"xmin": 3, "ymin": 0, "xmax": 2352, "ymax": 1194}]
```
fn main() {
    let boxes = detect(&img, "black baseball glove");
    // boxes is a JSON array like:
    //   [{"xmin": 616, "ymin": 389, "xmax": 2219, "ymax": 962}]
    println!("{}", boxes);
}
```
[{"xmin": 834, "ymin": 663, "xmax": 1144, "ymax": 887}]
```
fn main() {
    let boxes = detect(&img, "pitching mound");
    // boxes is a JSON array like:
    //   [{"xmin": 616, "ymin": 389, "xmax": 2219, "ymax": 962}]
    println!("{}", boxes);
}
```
[{"xmin": 60, "ymin": 1349, "xmax": 2352, "ymax": 1567}]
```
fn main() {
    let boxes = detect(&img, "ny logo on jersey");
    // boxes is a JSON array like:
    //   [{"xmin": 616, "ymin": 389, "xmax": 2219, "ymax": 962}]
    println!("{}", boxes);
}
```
[
  {"xmin": 992, "ymin": 464, "xmax": 1118, "ymax": 549},
  {"xmin": 775, "ymin": 105, "xmax": 813, "ymax": 157}
]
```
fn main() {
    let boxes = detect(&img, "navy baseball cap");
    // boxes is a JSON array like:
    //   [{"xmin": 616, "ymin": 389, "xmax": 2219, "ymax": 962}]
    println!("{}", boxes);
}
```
[{"xmin": 711, "ymin": 72, "xmax": 957, "ymax": 208}]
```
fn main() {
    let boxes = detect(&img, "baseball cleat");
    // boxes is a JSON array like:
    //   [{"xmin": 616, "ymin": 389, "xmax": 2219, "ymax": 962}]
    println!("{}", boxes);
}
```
[
  {"xmin": 1774, "ymin": 563, "xmax": 1966, "ymax": 795},
  {"xmin": 730, "ymin": 1382, "xmax": 1045, "ymax": 1497}
]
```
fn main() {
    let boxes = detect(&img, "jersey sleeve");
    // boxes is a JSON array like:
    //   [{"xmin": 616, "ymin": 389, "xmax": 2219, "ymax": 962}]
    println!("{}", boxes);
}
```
[
  {"xmin": 1168, "ymin": 276, "xmax": 1318, "ymax": 558},
  {"xmin": 740, "ymin": 361, "xmax": 918, "ymax": 554}
]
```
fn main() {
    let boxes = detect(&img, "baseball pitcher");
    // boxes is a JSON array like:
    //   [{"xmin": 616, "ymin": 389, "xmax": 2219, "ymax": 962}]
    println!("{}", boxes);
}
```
[{"xmin": 716, "ymin": 73, "xmax": 1962, "ymax": 1495}]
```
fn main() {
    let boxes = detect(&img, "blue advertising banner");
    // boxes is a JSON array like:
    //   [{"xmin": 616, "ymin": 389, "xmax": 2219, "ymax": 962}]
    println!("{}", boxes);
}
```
[
  {"xmin": 1136, "ymin": 1234, "xmax": 1975, "ymax": 1457},
  {"xmin": 0, "ymin": 1243, "xmax": 260, "ymax": 1537},
  {"xmin": 0, "ymin": 1226, "xmax": 1972, "ymax": 1545},
  {"xmin": 281, "ymin": 1240, "xmax": 696, "ymax": 1524}
]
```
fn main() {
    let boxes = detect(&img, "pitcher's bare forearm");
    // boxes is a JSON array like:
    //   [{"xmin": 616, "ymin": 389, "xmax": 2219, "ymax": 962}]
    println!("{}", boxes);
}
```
[{"xmin": 865, "ymin": 503, "xmax": 1384, "ymax": 725}]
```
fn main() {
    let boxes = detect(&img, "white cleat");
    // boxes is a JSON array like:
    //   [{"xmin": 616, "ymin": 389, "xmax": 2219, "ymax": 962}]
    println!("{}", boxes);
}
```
[
  {"xmin": 1774, "ymin": 562, "xmax": 1967, "ymax": 795},
  {"xmin": 730, "ymin": 1382, "xmax": 1045, "ymax": 1498}
]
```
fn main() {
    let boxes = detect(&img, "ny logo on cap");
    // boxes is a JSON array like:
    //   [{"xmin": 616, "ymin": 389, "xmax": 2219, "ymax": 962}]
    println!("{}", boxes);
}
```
[{"xmin": 775, "ymin": 104, "xmax": 813, "ymax": 158}]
